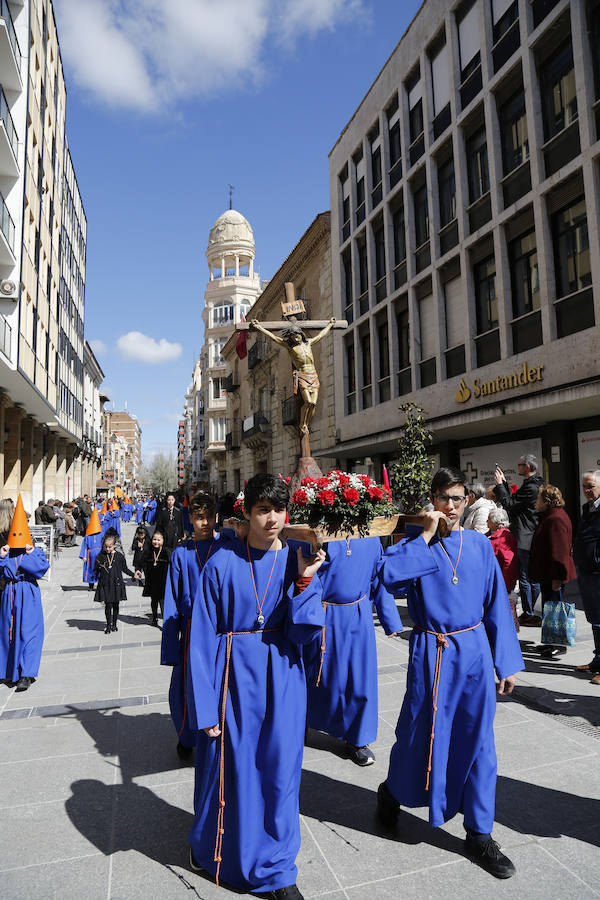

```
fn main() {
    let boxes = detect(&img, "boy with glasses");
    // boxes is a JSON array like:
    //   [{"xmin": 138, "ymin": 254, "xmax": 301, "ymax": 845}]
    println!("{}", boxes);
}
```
[{"xmin": 376, "ymin": 467, "xmax": 523, "ymax": 879}]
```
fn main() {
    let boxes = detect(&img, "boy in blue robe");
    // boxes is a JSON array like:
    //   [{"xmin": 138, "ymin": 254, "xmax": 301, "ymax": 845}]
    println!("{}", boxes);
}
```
[
  {"xmin": 376, "ymin": 467, "xmax": 524, "ymax": 879},
  {"xmin": 80, "ymin": 507, "xmax": 103, "ymax": 591},
  {"xmin": 0, "ymin": 496, "xmax": 49, "ymax": 691},
  {"xmin": 161, "ymin": 491, "xmax": 222, "ymax": 760},
  {"xmin": 136, "ymin": 501, "xmax": 144, "ymax": 524},
  {"xmin": 304, "ymin": 536, "xmax": 402, "ymax": 765},
  {"xmin": 187, "ymin": 474, "xmax": 326, "ymax": 899}
]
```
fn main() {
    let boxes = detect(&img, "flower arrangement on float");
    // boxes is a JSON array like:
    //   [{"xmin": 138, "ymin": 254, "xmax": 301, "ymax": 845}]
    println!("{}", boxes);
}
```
[{"xmin": 288, "ymin": 470, "xmax": 396, "ymax": 538}]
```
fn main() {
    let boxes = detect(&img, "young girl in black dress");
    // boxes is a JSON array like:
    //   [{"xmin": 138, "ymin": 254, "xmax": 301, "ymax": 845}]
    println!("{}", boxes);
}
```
[
  {"xmin": 135, "ymin": 528, "xmax": 170, "ymax": 626},
  {"xmin": 131, "ymin": 525, "xmax": 152, "ymax": 586},
  {"xmin": 94, "ymin": 531, "xmax": 135, "ymax": 634}
]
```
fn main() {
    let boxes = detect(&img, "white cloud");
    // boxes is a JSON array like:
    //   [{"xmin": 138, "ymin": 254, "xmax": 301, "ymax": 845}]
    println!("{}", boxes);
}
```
[
  {"xmin": 54, "ymin": 0, "xmax": 365, "ymax": 111},
  {"xmin": 88, "ymin": 338, "xmax": 107, "ymax": 355},
  {"xmin": 116, "ymin": 331, "xmax": 183, "ymax": 363}
]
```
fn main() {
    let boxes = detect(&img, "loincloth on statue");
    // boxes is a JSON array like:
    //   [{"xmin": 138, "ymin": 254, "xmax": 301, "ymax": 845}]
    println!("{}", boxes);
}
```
[{"xmin": 293, "ymin": 370, "xmax": 320, "ymax": 395}]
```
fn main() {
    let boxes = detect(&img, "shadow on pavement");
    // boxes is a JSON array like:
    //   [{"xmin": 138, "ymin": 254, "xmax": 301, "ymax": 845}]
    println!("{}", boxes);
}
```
[
  {"xmin": 497, "ymin": 775, "xmax": 600, "ymax": 846},
  {"xmin": 65, "ymin": 617, "xmax": 106, "ymax": 631},
  {"xmin": 510, "ymin": 683, "xmax": 600, "ymax": 726},
  {"xmin": 60, "ymin": 584, "xmax": 90, "ymax": 592}
]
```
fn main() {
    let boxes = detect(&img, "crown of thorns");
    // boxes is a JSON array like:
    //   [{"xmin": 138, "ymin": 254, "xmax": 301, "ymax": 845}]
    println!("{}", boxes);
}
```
[{"xmin": 281, "ymin": 324, "xmax": 308, "ymax": 343}]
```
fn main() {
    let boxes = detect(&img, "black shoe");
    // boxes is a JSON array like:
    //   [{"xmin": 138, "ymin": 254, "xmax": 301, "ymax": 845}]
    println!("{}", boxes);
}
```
[
  {"xmin": 189, "ymin": 847, "xmax": 203, "ymax": 873},
  {"xmin": 464, "ymin": 835, "xmax": 516, "ymax": 879},
  {"xmin": 265, "ymin": 886, "xmax": 304, "ymax": 899},
  {"xmin": 540, "ymin": 646, "xmax": 567, "ymax": 658},
  {"xmin": 177, "ymin": 741, "xmax": 194, "ymax": 762},
  {"xmin": 151, "ymin": 617, "xmax": 158, "ymax": 627},
  {"xmin": 346, "ymin": 743, "xmax": 375, "ymax": 766},
  {"xmin": 15, "ymin": 676, "xmax": 33, "ymax": 692},
  {"xmin": 519, "ymin": 613, "xmax": 542, "ymax": 626},
  {"xmin": 376, "ymin": 781, "xmax": 399, "ymax": 829},
  {"xmin": 88, "ymin": 583, "xmax": 95, "ymax": 591},
  {"xmin": 104, "ymin": 626, "xmax": 111, "ymax": 634},
  {"xmin": 111, "ymin": 624, "xmax": 118, "ymax": 632}
]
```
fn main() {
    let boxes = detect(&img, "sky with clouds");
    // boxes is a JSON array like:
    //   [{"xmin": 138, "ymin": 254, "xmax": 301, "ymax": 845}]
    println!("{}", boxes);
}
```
[{"xmin": 53, "ymin": 0, "xmax": 422, "ymax": 460}]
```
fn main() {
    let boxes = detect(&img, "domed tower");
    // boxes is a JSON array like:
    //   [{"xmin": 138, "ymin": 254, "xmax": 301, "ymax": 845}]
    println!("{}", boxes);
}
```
[{"xmin": 200, "ymin": 209, "xmax": 262, "ymax": 493}]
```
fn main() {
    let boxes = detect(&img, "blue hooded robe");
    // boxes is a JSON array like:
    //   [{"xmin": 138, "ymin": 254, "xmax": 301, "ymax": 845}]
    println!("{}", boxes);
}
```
[
  {"xmin": 161, "ymin": 535, "xmax": 222, "ymax": 749},
  {"xmin": 79, "ymin": 532, "xmax": 103, "ymax": 584},
  {"xmin": 377, "ymin": 529, "xmax": 524, "ymax": 834},
  {"xmin": 187, "ymin": 538, "xmax": 324, "ymax": 893},
  {"xmin": 0, "ymin": 548, "xmax": 49, "ymax": 682},
  {"xmin": 304, "ymin": 537, "xmax": 402, "ymax": 747}
]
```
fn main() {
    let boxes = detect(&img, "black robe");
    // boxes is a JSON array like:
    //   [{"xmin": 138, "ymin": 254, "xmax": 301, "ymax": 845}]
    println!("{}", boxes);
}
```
[
  {"xmin": 155, "ymin": 508, "xmax": 184, "ymax": 550},
  {"xmin": 131, "ymin": 533, "xmax": 152, "ymax": 571},
  {"xmin": 94, "ymin": 551, "xmax": 134, "ymax": 605},
  {"xmin": 141, "ymin": 547, "xmax": 171, "ymax": 602}
]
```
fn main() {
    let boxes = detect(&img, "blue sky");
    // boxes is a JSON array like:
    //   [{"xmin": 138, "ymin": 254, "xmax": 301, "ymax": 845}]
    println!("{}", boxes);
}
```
[{"xmin": 53, "ymin": 0, "xmax": 423, "ymax": 460}]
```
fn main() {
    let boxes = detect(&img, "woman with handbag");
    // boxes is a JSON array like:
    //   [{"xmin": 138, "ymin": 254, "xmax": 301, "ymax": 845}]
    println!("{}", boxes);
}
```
[{"xmin": 528, "ymin": 485, "xmax": 577, "ymax": 659}]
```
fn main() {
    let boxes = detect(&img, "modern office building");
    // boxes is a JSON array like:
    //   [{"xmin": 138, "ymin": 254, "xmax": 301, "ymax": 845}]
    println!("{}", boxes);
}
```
[
  {"xmin": 0, "ymin": 0, "xmax": 89, "ymax": 510},
  {"xmin": 330, "ymin": 0, "xmax": 600, "ymax": 511}
]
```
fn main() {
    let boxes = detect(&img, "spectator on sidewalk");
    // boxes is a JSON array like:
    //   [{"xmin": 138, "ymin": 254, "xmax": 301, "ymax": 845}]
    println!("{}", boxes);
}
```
[
  {"xmin": 487, "ymin": 506, "xmax": 519, "ymax": 631},
  {"xmin": 34, "ymin": 501, "xmax": 44, "ymax": 525},
  {"xmin": 464, "ymin": 483, "xmax": 497, "ymax": 533},
  {"xmin": 40, "ymin": 499, "xmax": 57, "ymax": 526},
  {"xmin": 528, "ymin": 484, "xmax": 577, "ymax": 659},
  {"xmin": 63, "ymin": 504, "xmax": 77, "ymax": 547},
  {"xmin": 573, "ymin": 471, "xmax": 600, "ymax": 685},
  {"xmin": 80, "ymin": 495, "xmax": 93, "ymax": 535},
  {"xmin": 494, "ymin": 454, "xmax": 544, "ymax": 625},
  {"xmin": 0, "ymin": 498, "xmax": 14, "ymax": 546}
]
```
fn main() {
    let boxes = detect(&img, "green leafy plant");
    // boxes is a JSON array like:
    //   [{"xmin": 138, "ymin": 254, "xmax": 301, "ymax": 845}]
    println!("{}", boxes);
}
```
[{"xmin": 390, "ymin": 402, "xmax": 436, "ymax": 513}]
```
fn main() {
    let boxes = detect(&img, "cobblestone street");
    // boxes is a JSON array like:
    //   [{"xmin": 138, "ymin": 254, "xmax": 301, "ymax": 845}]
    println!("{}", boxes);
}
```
[{"xmin": 0, "ymin": 523, "xmax": 598, "ymax": 899}]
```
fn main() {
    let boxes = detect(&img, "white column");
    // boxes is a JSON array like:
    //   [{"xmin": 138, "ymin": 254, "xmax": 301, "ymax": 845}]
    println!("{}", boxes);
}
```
[
  {"xmin": 209, "ymin": 264, "xmax": 214, "ymax": 281},
  {"xmin": 221, "ymin": 256, "xmax": 225, "ymax": 278},
  {"xmin": 249, "ymin": 258, "xmax": 254, "ymax": 277},
  {"xmin": 235, "ymin": 254, "xmax": 239, "ymax": 276}
]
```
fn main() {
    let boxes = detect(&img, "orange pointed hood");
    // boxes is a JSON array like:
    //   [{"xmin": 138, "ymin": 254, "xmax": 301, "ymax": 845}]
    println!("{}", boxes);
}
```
[
  {"xmin": 86, "ymin": 506, "xmax": 102, "ymax": 535},
  {"xmin": 100, "ymin": 501, "xmax": 108, "ymax": 515},
  {"xmin": 7, "ymin": 494, "xmax": 33, "ymax": 549},
  {"xmin": 110, "ymin": 499, "xmax": 119, "ymax": 512}
]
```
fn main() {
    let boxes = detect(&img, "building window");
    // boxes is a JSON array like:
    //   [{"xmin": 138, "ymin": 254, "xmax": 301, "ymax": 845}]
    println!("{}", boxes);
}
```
[
  {"xmin": 552, "ymin": 197, "xmax": 592, "ymax": 298},
  {"xmin": 457, "ymin": 0, "xmax": 482, "ymax": 107},
  {"xmin": 540, "ymin": 39, "xmax": 578, "ymax": 142},
  {"xmin": 438, "ymin": 157, "xmax": 456, "ymax": 227},
  {"xmin": 407, "ymin": 68, "xmax": 424, "ymax": 165},
  {"xmin": 357, "ymin": 236, "xmax": 368, "ymax": 314},
  {"xmin": 212, "ymin": 377, "xmax": 225, "ymax": 400},
  {"xmin": 212, "ymin": 302, "xmax": 234, "ymax": 326},
  {"xmin": 430, "ymin": 35, "xmax": 451, "ymax": 138},
  {"xmin": 342, "ymin": 248, "xmax": 353, "ymax": 323},
  {"xmin": 509, "ymin": 230, "xmax": 540, "ymax": 318},
  {"xmin": 492, "ymin": 0, "xmax": 520, "ymax": 72},
  {"xmin": 340, "ymin": 166, "xmax": 350, "ymax": 241},
  {"xmin": 373, "ymin": 218, "xmax": 386, "ymax": 302},
  {"xmin": 466, "ymin": 127, "xmax": 489, "ymax": 203},
  {"xmin": 360, "ymin": 329, "xmax": 372, "ymax": 409},
  {"xmin": 354, "ymin": 150, "xmax": 366, "ymax": 226},
  {"xmin": 345, "ymin": 338, "xmax": 356, "ymax": 414},
  {"xmin": 370, "ymin": 123, "xmax": 382, "ymax": 208},
  {"xmin": 377, "ymin": 316, "xmax": 390, "ymax": 402},
  {"xmin": 474, "ymin": 255, "xmax": 498, "ymax": 333},
  {"xmin": 387, "ymin": 94, "xmax": 402, "ymax": 187},
  {"xmin": 395, "ymin": 296, "xmax": 411, "ymax": 388},
  {"xmin": 392, "ymin": 203, "xmax": 406, "ymax": 265},
  {"xmin": 414, "ymin": 184, "xmax": 429, "ymax": 247},
  {"xmin": 499, "ymin": 89, "xmax": 529, "ymax": 175}
]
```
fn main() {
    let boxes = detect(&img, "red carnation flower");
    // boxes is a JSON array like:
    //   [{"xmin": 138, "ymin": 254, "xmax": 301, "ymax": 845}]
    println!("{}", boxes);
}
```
[
  {"xmin": 510, "ymin": 484, "xmax": 518, "ymax": 494},
  {"xmin": 316, "ymin": 477, "xmax": 330, "ymax": 488},
  {"xmin": 317, "ymin": 489, "xmax": 336, "ymax": 506},
  {"xmin": 342, "ymin": 488, "xmax": 360, "ymax": 506},
  {"xmin": 301, "ymin": 477, "xmax": 316, "ymax": 487},
  {"xmin": 291, "ymin": 489, "xmax": 309, "ymax": 506},
  {"xmin": 367, "ymin": 485, "xmax": 384, "ymax": 501},
  {"xmin": 337, "ymin": 473, "xmax": 351, "ymax": 486},
  {"xmin": 233, "ymin": 499, "xmax": 244, "ymax": 515},
  {"xmin": 357, "ymin": 474, "xmax": 372, "ymax": 486}
]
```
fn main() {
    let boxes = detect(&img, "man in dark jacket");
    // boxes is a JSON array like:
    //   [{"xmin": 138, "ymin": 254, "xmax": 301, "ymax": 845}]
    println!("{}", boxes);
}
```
[
  {"xmin": 34, "ymin": 501, "xmax": 44, "ymax": 525},
  {"xmin": 40, "ymin": 500, "xmax": 57, "ymax": 525},
  {"xmin": 155, "ymin": 492, "xmax": 183, "ymax": 550},
  {"xmin": 493, "ymin": 454, "xmax": 544, "ymax": 625},
  {"xmin": 573, "ymin": 470, "xmax": 600, "ymax": 683},
  {"xmin": 79, "ymin": 495, "xmax": 93, "ymax": 535}
]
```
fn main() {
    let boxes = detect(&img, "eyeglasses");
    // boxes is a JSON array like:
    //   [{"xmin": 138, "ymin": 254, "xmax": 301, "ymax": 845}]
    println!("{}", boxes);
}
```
[{"xmin": 434, "ymin": 494, "xmax": 467, "ymax": 505}]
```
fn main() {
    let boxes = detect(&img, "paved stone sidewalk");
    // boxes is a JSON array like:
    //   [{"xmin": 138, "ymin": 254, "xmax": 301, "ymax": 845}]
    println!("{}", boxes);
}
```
[{"xmin": 0, "ymin": 523, "xmax": 598, "ymax": 898}]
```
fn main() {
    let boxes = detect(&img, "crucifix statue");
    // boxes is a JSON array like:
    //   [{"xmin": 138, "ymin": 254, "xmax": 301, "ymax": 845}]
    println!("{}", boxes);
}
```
[{"xmin": 236, "ymin": 282, "xmax": 347, "ymax": 464}]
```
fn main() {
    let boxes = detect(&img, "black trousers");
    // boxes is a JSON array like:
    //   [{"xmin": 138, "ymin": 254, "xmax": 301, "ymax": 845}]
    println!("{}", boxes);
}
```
[
  {"xmin": 150, "ymin": 596, "xmax": 163, "ymax": 620},
  {"xmin": 105, "ymin": 602, "xmax": 119, "ymax": 627}
]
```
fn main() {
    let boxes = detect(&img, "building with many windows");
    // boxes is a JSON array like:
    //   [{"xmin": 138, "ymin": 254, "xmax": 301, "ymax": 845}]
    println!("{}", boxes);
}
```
[
  {"xmin": 0, "ymin": 0, "xmax": 90, "ymax": 510},
  {"xmin": 199, "ymin": 208, "xmax": 262, "ymax": 494},
  {"xmin": 102, "ymin": 409, "xmax": 141, "ymax": 488},
  {"xmin": 330, "ymin": 0, "xmax": 600, "ymax": 512}
]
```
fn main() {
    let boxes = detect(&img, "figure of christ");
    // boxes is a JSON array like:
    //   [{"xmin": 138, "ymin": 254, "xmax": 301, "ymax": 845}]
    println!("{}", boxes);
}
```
[{"xmin": 250, "ymin": 318, "xmax": 336, "ymax": 435}]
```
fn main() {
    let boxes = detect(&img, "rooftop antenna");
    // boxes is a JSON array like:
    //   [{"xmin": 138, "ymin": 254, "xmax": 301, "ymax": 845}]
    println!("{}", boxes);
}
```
[{"xmin": 228, "ymin": 184, "xmax": 234, "ymax": 210}]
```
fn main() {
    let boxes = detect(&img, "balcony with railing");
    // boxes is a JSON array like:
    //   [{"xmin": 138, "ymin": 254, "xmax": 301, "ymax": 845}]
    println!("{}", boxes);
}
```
[
  {"xmin": 242, "ymin": 410, "xmax": 270, "ymax": 440},
  {"xmin": 282, "ymin": 395, "xmax": 298, "ymax": 426},
  {"xmin": 248, "ymin": 340, "xmax": 268, "ymax": 370},
  {"xmin": 0, "ymin": 190, "xmax": 15, "ymax": 263},
  {"xmin": 224, "ymin": 371, "xmax": 240, "ymax": 392},
  {"xmin": 0, "ymin": 85, "xmax": 18, "ymax": 175},
  {"xmin": 0, "ymin": 0, "xmax": 21, "ymax": 90},
  {"xmin": 225, "ymin": 426, "xmax": 241, "ymax": 450}
]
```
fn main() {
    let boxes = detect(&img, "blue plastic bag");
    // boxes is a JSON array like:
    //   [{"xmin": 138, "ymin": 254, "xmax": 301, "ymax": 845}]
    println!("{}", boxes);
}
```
[{"xmin": 541, "ymin": 594, "xmax": 577, "ymax": 646}]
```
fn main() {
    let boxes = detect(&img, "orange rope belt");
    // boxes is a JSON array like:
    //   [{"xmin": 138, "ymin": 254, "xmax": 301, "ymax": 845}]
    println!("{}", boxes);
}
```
[
  {"xmin": 315, "ymin": 594, "xmax": 366, "ymax": 687},
  {"xmin": 214, "ymin": 627, "xmax": 282, "ymax": 887},
  {"xmin": 414, "ymin": 621, "xmax": 482, "ymax": 791}
]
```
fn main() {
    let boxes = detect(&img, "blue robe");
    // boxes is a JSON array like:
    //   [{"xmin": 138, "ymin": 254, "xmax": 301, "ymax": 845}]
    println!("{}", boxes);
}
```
[
  {"xmin": 146, "ymin": 500, "xmax": 156, "ymax": 525},
  {"xmin": 161, "ymin": 536, "xmax": 222, "ymax": 749},
  {"xmin": 304, "ymin": 537, "xmax": 402, "ymax": 747},
  {"xmin": 136, "ymin": 502, "xmax": 144, "ymax": 524},
  {"xmin": 80, "ymin": 532, "xmax": 103, "ymax": 583},
  {"xmin": 0, "ymin": 549, "xmax": 49, "ymax": 682},
  {"xmin": 188, "ymin": 538, "xmax": 324, "ymax": 893},
  {"xmin": 104, "ymin": 511, "xmax": 121, "ymax": 537},
  {"xmin": 182, "ymin": 505, "xmax": 191, "ymax": 534},
  {"xmin": 378, "ymin": 529, "xmax": 524, "ymax": 834}
]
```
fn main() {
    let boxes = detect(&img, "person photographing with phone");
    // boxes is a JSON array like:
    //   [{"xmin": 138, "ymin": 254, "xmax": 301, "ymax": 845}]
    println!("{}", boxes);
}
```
[{"xmin": 375, "ymin": 466, "xmax": 523, "ymax": 879}]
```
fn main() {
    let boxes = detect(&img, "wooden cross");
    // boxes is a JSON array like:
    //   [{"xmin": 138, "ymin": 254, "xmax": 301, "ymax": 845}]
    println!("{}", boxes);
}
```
[{"xmin": 235, "ymin": 283, "xmax": 348, "ymax": 331}]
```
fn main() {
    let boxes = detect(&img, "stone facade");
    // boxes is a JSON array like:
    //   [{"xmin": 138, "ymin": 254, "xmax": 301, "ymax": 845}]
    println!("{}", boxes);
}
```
[{"xmin": 222, "ymin": 212, "xmax": 337, "ymax": 490}]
